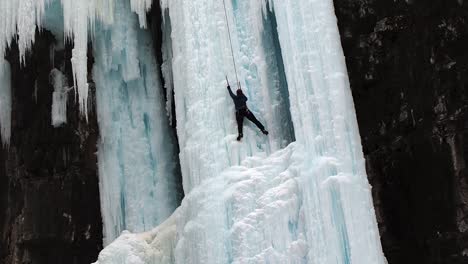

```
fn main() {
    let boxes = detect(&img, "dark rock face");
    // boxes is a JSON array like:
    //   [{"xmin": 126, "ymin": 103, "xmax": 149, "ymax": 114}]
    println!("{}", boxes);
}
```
[
  {"xmin": 334, "ymin": 0, "xmax": 468, "ymax": 263},
  {"xmin": 0, "ymin": 31, "xmax": 102, "ymax": 264}
]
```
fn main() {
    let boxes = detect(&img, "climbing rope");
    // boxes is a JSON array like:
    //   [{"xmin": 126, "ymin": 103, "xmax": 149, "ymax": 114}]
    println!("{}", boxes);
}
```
[{"xmin": 222, "ymin": 0, "xmax": 240, "ymax": 88}]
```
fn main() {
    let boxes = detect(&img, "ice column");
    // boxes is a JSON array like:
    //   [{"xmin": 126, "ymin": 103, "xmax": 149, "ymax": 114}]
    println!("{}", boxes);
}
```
[
  {"xmin": 50, "ymin": 68, "xmax": 69, "ymax": 127},
  {"xmin": 268, "ymin": 0, "xmax": 386, "ymax": 263},
  {"xmin": 62, "ymin": 0, "xmax": 91, "ymax": 119},
  {"xmin": 0, "ymin": 59, "xmax": 11, "ymax": 146},
  {"xmin": 93, "ymin": 0, "xmax": 180, "ymax": 245}
]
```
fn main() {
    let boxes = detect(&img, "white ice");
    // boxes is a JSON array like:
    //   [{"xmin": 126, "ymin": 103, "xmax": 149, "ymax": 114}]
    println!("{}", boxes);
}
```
[
  {"xmin": 0, "ymin": 0, "xmax": 386, "ymax": 262},
  {"xmin": 0, "ymin": 0, "xmax": 178, "ymax": 246},
  {"xmin": 50, "ymin": 68, "xmax": 69, "ymax": 127},
  {"xmin": 95, "ymin": 0, "xmax": 386, "ymax": 263},
  {"xmin": 161, "ymin": 0, "xmax": 295, "ymax": 194},
  {"xmin": 0, "ymin": 0, "xmax": 153, "ymax": 123},
  {"xmin": 93, "ymin": 0, "xmax": 180, "ymax": 245}
]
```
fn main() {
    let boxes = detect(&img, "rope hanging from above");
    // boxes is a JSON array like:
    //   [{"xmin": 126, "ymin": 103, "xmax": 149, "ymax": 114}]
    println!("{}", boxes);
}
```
[{"xmin": 222, "ymin": 0, "xmax": 240, "ymax": 88}]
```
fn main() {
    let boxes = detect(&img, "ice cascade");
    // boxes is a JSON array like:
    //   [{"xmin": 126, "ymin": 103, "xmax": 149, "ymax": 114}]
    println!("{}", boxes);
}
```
[
  {"xmin": 0, "ymin": 0, "xmax": 180, "ymax": 245},
  {"xmin": 93, "ymin": 0, "xmax": 180, "ymax": 245},
  {"xmin": 0, "ymin": 0, "xmax": 155, "ymax": 125},
  {"xmin": 95, "ymin": 0, "xmax": 386, "ymax": 264},
  {"xmin": 0, "ymin": 0, "xmax": 386, "ymax": 262}
]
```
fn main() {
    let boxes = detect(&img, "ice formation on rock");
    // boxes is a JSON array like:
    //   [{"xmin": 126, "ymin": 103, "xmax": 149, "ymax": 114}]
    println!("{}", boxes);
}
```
[
  {"xmin": 0, "ymin": 0, "xmax": 179, "ymax": 245},
  {"xmin": 50, "ymin": 68, "xmax": 69, "ymax": 127},
  {"xmin": 93, "ymin": 0, "xmax": 180, "ymax": 245},
  {"xmin": 95, "ymin": 0, "xmax": 386, "ymax": 263},
  {"xmin": 0, "ymin": 0, "xmax": 386, "ymax": 262},
  {"xmin": 0, "ymin": 0, "xmax": 154, "ymax": 122}
]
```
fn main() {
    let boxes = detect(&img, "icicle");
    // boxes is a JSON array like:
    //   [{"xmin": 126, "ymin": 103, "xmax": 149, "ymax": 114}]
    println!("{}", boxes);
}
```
[
  {"xmin": 0, "ymin": 59, "xmax": 12, "ymax": 147},
  {"xmin": 94, "ymin": 0, "xmax": 180, "ymax": 244},
  {"xmin": 130, "ymin": 0, "xmax": 153, "ymax": 28},
  {"xmin": 17, "ymin": 0, "xmax": 37, "ymax": 65},
  {"xmin": 61, "ymin": 0, "xmax": 94, "ymax": 120},
  {"xmin": 0, "ymin": 0, "xmax": 18, "ymax": 59}
]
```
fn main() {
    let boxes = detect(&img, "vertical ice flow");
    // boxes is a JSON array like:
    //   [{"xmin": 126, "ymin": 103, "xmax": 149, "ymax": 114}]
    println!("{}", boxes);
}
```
[
  {"xmin": 0, "ymin": 0, "xmax": 178, "ymax": 248},
  {"xmin": 161, "ymin": 0, "xmax": 295, "ymax": 193},
  {"xmin": 0, "ymin": 0, "xmax": 154, "ymax": 123},
  {"xmin": 0, "ymin": 0, "xmax": 386, "ymax": 262},
  {"xmin": 93, "ymin": 0, "xmax": 180, "ymax": 245},
  {"xmin": 95, "ymin": 0, "xmax": 385, "ymax": 263},
  {"xmin": 268, "ymin": 0, "xmax": 385, "ymax": 263}
]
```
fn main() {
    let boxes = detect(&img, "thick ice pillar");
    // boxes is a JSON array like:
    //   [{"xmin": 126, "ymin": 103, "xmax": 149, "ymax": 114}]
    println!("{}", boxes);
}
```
[
  {"xmin": 93, "ymin": 0, "xmax": 179, "ymax": 245},
  {"xmin": 268, "ymin": 0, "xmax": 386, "ymax": 263}
]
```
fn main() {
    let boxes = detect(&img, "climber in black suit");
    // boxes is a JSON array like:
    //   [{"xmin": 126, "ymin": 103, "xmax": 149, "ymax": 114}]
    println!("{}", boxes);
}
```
[{"xmin": 227, "ymin": 85, "xmax": 268, "ymax": 141}]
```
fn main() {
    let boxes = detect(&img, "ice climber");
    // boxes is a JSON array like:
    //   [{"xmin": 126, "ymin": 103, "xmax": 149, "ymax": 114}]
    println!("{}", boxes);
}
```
[{"xmin": 227, "ymin": 84, "xmax": 269, "ymax": 141}]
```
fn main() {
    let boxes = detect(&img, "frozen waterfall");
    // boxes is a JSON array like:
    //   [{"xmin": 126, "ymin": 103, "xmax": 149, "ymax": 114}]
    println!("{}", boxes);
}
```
[
  {"xmin": 0, "ymin": 0, "xmax": 386, "ymax": 263},
  {"xmin": 93, "ymin": 0, "xmax": 181, "ymax": 245},
  {"xmin": 0, "ymin": 0, "xmax": 182, "ymax": 246},
  {"xmin": 95, "ymin": 0, "xmax": 386, "ymax": 263}
]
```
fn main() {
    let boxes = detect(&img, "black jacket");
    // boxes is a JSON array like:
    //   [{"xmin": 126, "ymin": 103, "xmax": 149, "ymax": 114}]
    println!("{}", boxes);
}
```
[{"xmin": 228, "ymin": 86, "xmax": 248, "ymax": 110}]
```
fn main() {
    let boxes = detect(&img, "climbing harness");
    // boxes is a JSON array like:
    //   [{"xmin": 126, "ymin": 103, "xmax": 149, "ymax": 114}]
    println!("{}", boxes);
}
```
[{"xmin": 222, "ymin": 0, "xmax": 241, "ymax": 89}]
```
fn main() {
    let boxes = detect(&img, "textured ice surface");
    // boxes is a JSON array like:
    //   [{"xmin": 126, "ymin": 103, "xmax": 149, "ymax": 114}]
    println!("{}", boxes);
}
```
[
  {"xmin": 0, "ymin": 0, "xmax": 154, "ymax": 121},
  {"xmin": 0, "ymin": 0, "xmax": 178, "ymax": 247},
  {"xmin": 95, "ymin": 0, "xmax": 385, "ymax": 263},
  {"xmin": 0, "ymin": 0, "xmax": 386, "ymax": 262},
  {"xmin": 161, "ymin": 0, "xmax": 295, "ymax": 194},
  {"xmin": 93, "ymin": 0, "xmax": 179, "ymax": 245},
  {"xmin": 50, "ymin": 68, "xmax": 69, "ymax": 127},
  {"xmin": 95, "ymin": 144, "xmax": 303, "ymax": 264},
  {"xmin": 0, "ymin": 59, "xmax": 11, "ymax": 146}
]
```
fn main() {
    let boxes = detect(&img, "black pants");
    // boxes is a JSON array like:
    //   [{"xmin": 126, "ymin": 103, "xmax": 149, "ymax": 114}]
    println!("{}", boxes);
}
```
[{"xmin": 236, "ymin": 108, "xmax": 265, "ymax": 135}]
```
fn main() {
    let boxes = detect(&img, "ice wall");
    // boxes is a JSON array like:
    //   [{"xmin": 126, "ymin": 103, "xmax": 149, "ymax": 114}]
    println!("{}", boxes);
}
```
[
  {"xmin": 93, "ymin": 0, "xmax": 180, "ymax": 245},
  {"xmin": 161, "ymin": 0, "xmax": 295, "ymax": 193},
  {"xmin": 96, "ymin": 0, "xmax": 385, "ymax": 263},
  {"xmin": 267, "ymin": 0, "xmax": 385, "ymax": 262}
]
